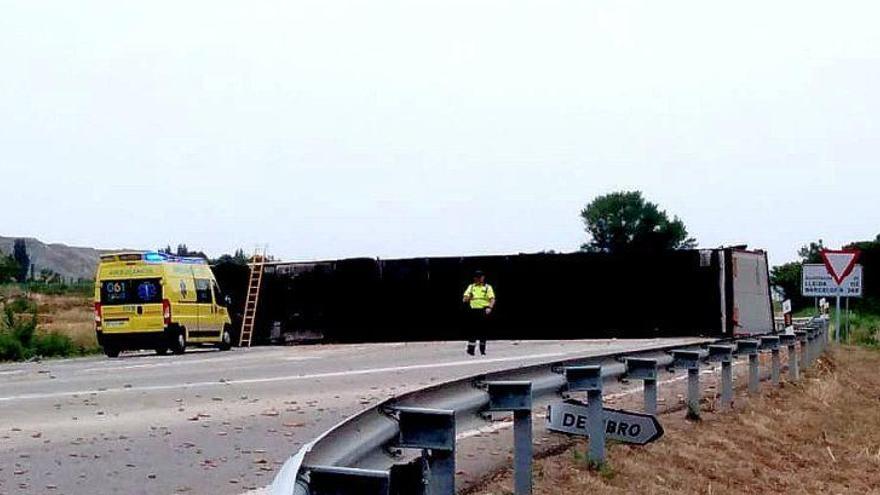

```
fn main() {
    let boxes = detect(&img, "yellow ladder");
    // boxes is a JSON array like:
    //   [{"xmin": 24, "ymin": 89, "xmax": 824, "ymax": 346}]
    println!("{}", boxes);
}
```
[{"xmin": 239, "ymin": 246, "xmax": 267, "ymax": 347}]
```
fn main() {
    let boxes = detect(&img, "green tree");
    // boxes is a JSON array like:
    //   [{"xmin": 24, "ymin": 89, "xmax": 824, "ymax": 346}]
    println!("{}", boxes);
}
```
[
  {"xmin": 797, "ymin": 239, "xmax": 825, "ymax": 263},
  {"xmin": 12, "ymin": 239, "xmax": 29, "ymax": 283},
  {"xmin": 175, "ymin": 244, "xmax": 207, "ymax": 259},
  {"xmin": 0, "ymin": 251, "xmax": 19, "ymax": 283},
  {"xmin": 212, "ymin": 248, "xmax": 249, "ymax": 266},
  {"xmin": 844, "ymin": 235, "xmax": 880, "ymax": 311},
  {"xmin": 159, "ymin": 244, "xmax": 207, "ymax": 259},
  {"xmin": 580, "ymin": 191, "xmax": 695, "ymax": 253}
]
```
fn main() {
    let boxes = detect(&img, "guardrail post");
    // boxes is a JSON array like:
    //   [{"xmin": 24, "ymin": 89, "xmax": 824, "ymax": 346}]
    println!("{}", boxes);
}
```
[
  {"xmin": 394, "ymin": 407, "xmax": 456, "ymax": 495},
  {"xmin": 779, "ymin": 334, "xmax": 798, "ymax": 381},
  {"xmin": 760, "ymin": 336, "xmax": 781, "ymax": 386},
  {"xmin": 671, "ymin": 350, "xmax": 702, "ymax": 419},
  {"xmin": 308, "ymin": 466, "xmax": 391, "ymax": 495},
  {"xmin": 822, "ymin": 319, "xmax": 829, "ymax": 349},
  {"xmin": 707, "ymin": 345, "xmax": 734, "ymax": 410},
  {"xmin": 736, "ymin": 341, "xmax": 760, "ymax": 395},
  {"xmin": 806, "ymin": 328, "xmax": 816, "ymax": 365},
  {"xmin": 625, "ymin": 358, "xmax": 659, "ymax": 415},
  {"xmin": 819, "ymin": 321, "xmax": 827, "ymax": 353},
  {"xmin": 805, "ymin": 328, "xmax": 812, "ymax": 364},
  {"xmin": 817, "ymin": 320, "xmax": 827, "ymax": 353},
  {"xmin": 811, "ymin": 321, "xmax": 821, "ymax": 355},
  {"xmin": 565, "ymin": 366, "xmax": 604, "ymax": 465},
  {"xmin": 795, "ymin": 330, "xmax": 808, "ymax": 369},
  {"xmin": 486, "ymin": 381, "xmax": 533, "ymax": 495}
]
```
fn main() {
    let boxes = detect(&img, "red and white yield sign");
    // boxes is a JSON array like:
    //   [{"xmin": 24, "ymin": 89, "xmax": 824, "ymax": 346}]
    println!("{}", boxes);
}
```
[{"xmin": 821, "ymin": 249, "xmax": 861, "ymax": 286}]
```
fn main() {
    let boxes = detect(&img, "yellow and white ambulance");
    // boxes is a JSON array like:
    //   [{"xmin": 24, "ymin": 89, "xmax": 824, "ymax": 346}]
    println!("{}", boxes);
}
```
[{"xmin": 94, "ymin": 252, "xmax": 233, "ymax": 357}]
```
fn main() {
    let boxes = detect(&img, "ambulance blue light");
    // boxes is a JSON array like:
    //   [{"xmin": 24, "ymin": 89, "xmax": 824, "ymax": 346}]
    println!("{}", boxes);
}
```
[{"xmin": 144, "ymin": 252, "xmax": 165, "ymax": 262}]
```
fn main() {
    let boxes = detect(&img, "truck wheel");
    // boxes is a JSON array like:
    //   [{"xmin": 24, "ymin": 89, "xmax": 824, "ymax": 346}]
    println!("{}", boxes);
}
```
[
  {"xmin": 218, "ymin": 326, "xmax": 232, "ymax": 351},
  {"xmin": 104, "ymin": 346, "xmax": 120, "ymax": 358},
  {"xmin": 170, "ymin": 328, "xmax": 187, "ymax": 355},
  {"xmin": 155, "ymin": 346, "xmax": 168, "ymax": 356}
]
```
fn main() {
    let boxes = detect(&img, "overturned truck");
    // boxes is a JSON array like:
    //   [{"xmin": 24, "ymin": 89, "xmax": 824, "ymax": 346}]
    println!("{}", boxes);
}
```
[{"xmin": 216, "ymin": 247, "xmax": 773, "ymax": 344}]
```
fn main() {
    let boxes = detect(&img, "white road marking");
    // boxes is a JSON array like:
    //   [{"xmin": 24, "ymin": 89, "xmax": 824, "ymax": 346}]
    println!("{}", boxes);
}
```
[
  {"xmin": 0, "ymin": 370, "xmax": 25, "ymax": 376},
  {"xmin": 457, "ymin": 418, "xmax": 517, "ymax": 440},
  {"xmin": 80, "ymin": 355, "xmax": 319, "ymax": 373},
  {"xmin": 0, "ymin": 351, "xmax": 574, "ymax": 403}
]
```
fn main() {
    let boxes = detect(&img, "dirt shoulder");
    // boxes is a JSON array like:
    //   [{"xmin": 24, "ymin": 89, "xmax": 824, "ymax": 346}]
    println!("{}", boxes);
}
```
[{"xmin": 472, "ymin": 346, "xmax": 880, "ymax": 494}]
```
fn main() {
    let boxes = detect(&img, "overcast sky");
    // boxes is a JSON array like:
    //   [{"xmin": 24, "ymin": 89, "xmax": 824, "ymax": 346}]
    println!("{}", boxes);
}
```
[{"xmin": 1, "ymin": 1, "xmax": 877, "ymax": 265}]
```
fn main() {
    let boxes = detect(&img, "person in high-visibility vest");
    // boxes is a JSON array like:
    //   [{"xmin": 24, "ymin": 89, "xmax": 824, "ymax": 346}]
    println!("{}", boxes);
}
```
[{"xmin": 462, "ymin": 270, "xmax": 495, "ymax": 355}]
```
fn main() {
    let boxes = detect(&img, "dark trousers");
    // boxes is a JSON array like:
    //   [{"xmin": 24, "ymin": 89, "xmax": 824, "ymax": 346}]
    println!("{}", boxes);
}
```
[{"xmin": 465, "ymin": 308, "xmax": 491, "ymax": 354}]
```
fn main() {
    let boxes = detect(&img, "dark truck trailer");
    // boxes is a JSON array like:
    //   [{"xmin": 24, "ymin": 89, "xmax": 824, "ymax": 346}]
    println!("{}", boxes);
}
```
[{"xmin": 219, "ymin": 247, "xmax": 773, "ymax": 344}]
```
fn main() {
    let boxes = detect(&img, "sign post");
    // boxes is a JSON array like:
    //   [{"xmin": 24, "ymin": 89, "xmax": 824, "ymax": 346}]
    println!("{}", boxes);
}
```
[
  {"xmin": 819, "ymin": 249, "xmax": 860, "ymax": 343},
  {"xmin": 835, "ymin": 296, "xmax": 841, "ymax": 343}
]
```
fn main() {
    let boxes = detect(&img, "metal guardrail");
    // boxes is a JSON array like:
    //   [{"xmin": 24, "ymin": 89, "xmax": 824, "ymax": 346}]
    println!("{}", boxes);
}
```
[
  {"xmin": 271, "ymin": 317, "xmax": 829, "ymax": 495},
  {"xmin": 774, "ymin": 316, "xmax": 813, "ymax": 332}
]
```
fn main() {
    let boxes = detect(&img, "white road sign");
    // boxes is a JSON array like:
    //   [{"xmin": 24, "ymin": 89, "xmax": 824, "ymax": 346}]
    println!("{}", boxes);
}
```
[
  {"xmin": 802, "ymin": 264, "xmax": 862, "ymax": 297},
  {"xmin": 547, "ymin": 400, "xmax": 663, "ymax": 445}
]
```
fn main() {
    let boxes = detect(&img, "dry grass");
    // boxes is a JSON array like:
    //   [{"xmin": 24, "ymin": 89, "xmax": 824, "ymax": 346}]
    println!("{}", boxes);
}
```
[
  {"xmin": 475, "ymin": 347, "xmax": 880, "ymax": 494},
  {"xmin": 29, "ymin": 292, "xmax": 96, "ymax": 350}
]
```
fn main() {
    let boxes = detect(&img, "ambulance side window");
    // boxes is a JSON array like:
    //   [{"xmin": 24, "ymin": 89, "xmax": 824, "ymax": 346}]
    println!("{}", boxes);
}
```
[
  {"xmin": 195, "ymin": 279, "xmax": 212, "ymax": 303},
  {"xmin": 212, "ymin": 281, "xmax": 224, "ymax": 307}
]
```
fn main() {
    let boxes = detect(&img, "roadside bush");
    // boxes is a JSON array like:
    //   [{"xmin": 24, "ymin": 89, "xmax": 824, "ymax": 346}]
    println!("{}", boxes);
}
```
[
  {"xmin": 848, "ymin": 312, "xmax": 880, "ymax": 348},
  {"xmin": 10, "ymin": 309, "xmax": 36, "ymax": 347},
  {"xmin": 0, "ymin": 296, "xmax": 79, "ymax": 361},
  {"xmin": 33, "ymin": 332, "xmax": 76, "ymax": 357},
  {"xmin": 0, "ymin": 332, "xmax": 26, "ymax": 361}
]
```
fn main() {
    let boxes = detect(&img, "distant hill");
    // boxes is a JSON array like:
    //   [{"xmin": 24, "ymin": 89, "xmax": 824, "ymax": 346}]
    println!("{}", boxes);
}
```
[{"xmin": 0, "ymin": 237, "xmax": 131, "ymax": 282}]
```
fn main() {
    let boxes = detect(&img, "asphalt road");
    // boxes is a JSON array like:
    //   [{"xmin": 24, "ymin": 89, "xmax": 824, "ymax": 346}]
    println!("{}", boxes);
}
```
[{"xmin": 0, "ymin": 338, "xmax": 703, "ymax": 495}]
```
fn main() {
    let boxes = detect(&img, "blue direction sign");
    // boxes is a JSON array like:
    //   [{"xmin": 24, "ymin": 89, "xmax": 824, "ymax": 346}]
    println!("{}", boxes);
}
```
[{"xmin": 547, "ymin": 399, "xmax": 663, "ymax": 445}]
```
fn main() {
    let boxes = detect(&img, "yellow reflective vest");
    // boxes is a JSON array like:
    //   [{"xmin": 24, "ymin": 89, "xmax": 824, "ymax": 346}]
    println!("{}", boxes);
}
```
[{"xmin": 463, "ymin": 283, "xmax": 495, "ymax": 309}]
